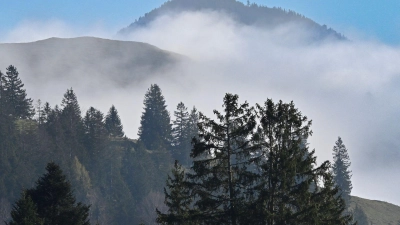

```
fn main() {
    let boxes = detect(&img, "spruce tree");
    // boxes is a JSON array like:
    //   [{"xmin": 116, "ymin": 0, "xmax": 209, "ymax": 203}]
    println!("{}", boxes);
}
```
[
  {"xmin": 26, "ymin": 162, "xmax": 90, "ymax": 225},
  {"xmin": 159, "ymin": 94, "xmax": 354, "ymax": 225},
  {"xmin": 171, "ymin": 102, "xmax": 190, "ymax": 163},
  {"xmin": 138, "ymin": 84, "xmax": 171, "ymax": 150},
  {"xmin": 2, "ymin": 65, "xmax": 33, "ymax": 119},
  {"xmin": 332, "ymin": 136, "xmax": 353, "ymax": 207},
  {"xmin": 60, "ymin": 88, "xmax": 84, "ymax": 158},
  {"xmin": 251, "ymin": 99, "xmax": 354, "ymax": 225},
  {"xmin": 187, "ymin": 93, "xmax": 257, "ymax": 225},
  {"xmin": 105, "ymin": 105, "xmax": 124, "ymax": 138},
  {"xmin": 156, "ymin": 161, "xmax": 194, "ymax": 225},
  {"xmin": 7, "ymin": 191, "xmax": 43, "ymax": 225}
]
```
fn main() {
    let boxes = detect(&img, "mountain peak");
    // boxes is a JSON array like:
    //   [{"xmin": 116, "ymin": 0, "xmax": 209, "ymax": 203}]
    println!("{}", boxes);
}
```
[{"xmin": 119, "ymin": 0, "xmax": 344, "ymax": 41}]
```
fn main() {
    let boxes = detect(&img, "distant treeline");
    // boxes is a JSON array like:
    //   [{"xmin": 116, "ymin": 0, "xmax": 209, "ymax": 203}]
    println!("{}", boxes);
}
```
[{"xmin": 0, "ymin": 65, "xmax": 356, "ymax": 225}]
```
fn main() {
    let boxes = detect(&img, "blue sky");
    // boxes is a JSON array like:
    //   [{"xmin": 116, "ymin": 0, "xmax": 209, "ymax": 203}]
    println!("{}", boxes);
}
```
[{"xmin": 1, "ymin": 0, "xmax": 400, "ymax": 45}]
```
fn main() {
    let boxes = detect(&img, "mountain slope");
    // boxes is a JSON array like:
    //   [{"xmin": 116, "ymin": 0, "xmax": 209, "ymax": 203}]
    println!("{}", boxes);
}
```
[
  {"xmin": 351, "ymin": 196, "xmax": 400, "ymax": 225},
  {"xmin": 0, "ymin": 37, "xmax": 183, "ymax": 87},
  {"xmin": 120, "ymin": 0, "xmax": 344, "ymax": 41}
]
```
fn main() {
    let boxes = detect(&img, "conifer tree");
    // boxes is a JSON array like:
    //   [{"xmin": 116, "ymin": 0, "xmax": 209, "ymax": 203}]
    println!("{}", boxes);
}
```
[
  {"xmin": 105, "ymin": 105, "xmax": 124, "ymax": 138},
  {"xmin": 187, "ymin": 93, "xmax": 257, "ymax": 225},
  {"xmin": 84, "ymin": 107, "xmax": 107, "ymax": 155},
  {"xmin": 171, "ymin": 102, "xmax": 190, "ymax": 163},
  {"xmin": 60, "ymin": 88, "xmax": 84, "ymax": 158},
  {"xmin": 7, "ymin": 191, "xmax": 43, "ymax": 225},
  {"xmin": 156, "ymin": 161, "xmax": 194, "ymax": 225},
  {"xmin": 26, "ymin": 162, "xmax": 90, "ymax": 225},
  {"xmin": 251, "ymin": 100, "xmax": 354, "ymax": 225},
  {"xmin": 138, "ymin": 84, "xmax": 171, "ymax": 150},
  {"xmin": 2, "ymin": 65, "xmax": 33, "ymax": 119},
  {"xmin": 332, "ymin": 136, "xmax": 353, "ymax": 207}
]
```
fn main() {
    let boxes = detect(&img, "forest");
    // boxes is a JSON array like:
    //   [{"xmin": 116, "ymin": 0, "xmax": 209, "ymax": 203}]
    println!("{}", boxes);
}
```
[{"xmin": 0, "ymin": 65, "xmax": 358, "ymax": 224}]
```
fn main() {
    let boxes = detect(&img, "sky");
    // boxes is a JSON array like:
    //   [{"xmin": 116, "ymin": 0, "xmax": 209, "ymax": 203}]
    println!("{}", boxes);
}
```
[
  {"xmin": 1, "ymin": 0, "xmax": 400, "ymax": 45},
  {"xmin": 1, "ymin": 0, "xmax": 400, "ymax": 207}
]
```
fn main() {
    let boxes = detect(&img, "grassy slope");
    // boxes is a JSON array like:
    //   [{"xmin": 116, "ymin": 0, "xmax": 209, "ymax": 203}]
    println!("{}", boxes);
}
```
[{"xmin": 351, "ymin": 196, "xmax": 400, "ymax": 225}]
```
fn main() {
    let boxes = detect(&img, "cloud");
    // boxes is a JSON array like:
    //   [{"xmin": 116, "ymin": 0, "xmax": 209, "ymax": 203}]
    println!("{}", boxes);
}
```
[
  {"xmin": 119, "ymin": 11, "xmax": 400, "ymax": 204},
  {"xmin": 2, "ymin": 11, "xmax": 400, "ymax": 205}
]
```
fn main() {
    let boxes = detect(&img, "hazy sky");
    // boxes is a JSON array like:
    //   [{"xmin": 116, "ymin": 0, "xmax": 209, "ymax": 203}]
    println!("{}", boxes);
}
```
[{"xmin": 1, "ymin": 0, "xmax": 400, "ymax": 44}]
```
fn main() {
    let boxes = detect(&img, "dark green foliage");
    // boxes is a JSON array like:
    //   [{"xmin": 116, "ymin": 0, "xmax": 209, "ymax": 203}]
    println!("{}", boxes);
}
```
[
  {"xmin": 171, "ymin": 102, "xmax": 190, "ymax": 164},
  {"xmin": 188, "ymin": 93, "xmax": 257, "ymax": 225},
  {"xmin": 332, "ymin": 137, "xmax": 353, "ymax": 207},
  {"xmin": 105, "ymin": 105, "xmax": 124, "ymax": 138},
  {"xmin": 7, "ymin": 191, "xmax": 43, "ymax": 225},
  {"xmin": 26, "ymin": 162, "xmax": 90, "ymax": 225},
  {"xmin": 138, "ymin": 84, "xmax": 172, "ymax": 150},
  {"xmin": 1, "ymin": 65, "xmax": 33, "ymax": 119},
  {"xmin": 156, "ymin": 161, "xmax": 193, "ymax": 225},
  {"xmin": 159, "ymin": 94, "xmax": 354, "ymax": 225}
]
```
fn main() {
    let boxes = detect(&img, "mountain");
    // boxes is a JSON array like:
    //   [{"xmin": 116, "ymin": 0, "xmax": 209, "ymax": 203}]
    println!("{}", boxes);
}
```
[
  {"xmin": 351, "ymin": 196, "xmax": 400, "ymax": 225},
  {"xmin": 119, "ymin": 0, "xmax": 344, "ymax": 41},
  {"xmin": 0, "ymin": 37, "xmax": 183, "ymax": 87}
]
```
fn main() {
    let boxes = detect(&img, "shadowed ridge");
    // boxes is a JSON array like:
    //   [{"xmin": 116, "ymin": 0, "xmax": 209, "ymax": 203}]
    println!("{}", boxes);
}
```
[{"xmin": 119, "ymin": 0, "xmax": 345, "ymax": 41}]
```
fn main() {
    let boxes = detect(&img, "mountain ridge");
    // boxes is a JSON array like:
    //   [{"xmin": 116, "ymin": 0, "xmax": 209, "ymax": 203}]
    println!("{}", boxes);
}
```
[{"xmin": 119, "ymin": 0, "xmax": 345, "ymax": 41}]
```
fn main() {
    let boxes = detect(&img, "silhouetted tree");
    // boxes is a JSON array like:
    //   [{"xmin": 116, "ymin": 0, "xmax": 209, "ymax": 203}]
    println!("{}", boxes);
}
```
[
  {"xmin": 171, "ymin": 102, "xmax": 190, "ymax": 163},
  {"xmin": 2, "ymin": 65, "xmax": 33, "ymax": 119},
  {"xmin": 156, "ymin": 161, "xmax": 194, "ymax": 225},
  {"xmin": 105, "ymin": 105, "xmax": 124, "ymax": 138},
  {"xmin": 138, "ymin": 84, "xmax": 171, "ymax": 150},
  {"xmin": 26, "ymin": 162, "xmax": 90, "ymax": 225},
  {"xmin": 332, "ymin": 136, "xmax": 353, "ymax": 207},
  {"xmin": 7, "ymin": 191, "xmax": 43, "ymax": 225}
]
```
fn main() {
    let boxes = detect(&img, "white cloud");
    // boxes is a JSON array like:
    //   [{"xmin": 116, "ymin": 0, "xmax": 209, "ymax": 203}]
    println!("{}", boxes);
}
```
[{"xmin": 2, "ymin": 11, "xmax": 400, "ymax": 205}]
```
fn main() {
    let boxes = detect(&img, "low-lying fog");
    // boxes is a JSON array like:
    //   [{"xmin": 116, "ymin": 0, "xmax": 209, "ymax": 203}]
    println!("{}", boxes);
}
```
[{"xmin": 1, "ymin": 11, "xmax": 400, "ymax": 205}]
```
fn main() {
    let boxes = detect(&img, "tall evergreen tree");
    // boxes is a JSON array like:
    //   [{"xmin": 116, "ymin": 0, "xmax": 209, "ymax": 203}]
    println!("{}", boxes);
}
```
[
  {"xmin": 187, "ymin": 93, "xmax": 257, "ymax": 225},
  {"xmin": 26, "ymin": 162, "xmax": 90, "ymax": 225},
  {"xmin": 159, "ymin": 94, "xmax": 354, "ymax": 225},
  {"xmin": 84, "ymin": 107, "xmax": 107, "ymax": 155},
  {"xmin": 171, "ymin": 102, "xmax": 190, "ymax": 163},
  {"xmin": 7, "ymin": 191, "xmax": 43, "ymax": 225},
  {"xmin": 2, "ymin": 65, "xmax": 33, "ymax": 119},
  {"xmin": 60, "ymin": 88, "xmax": 84, "ymax": 158},
  {"xmin": 105, "ymin": 105, "xmax": 124, "ymax": 138},
  {"xmin": 250, "ymin": 99, "xmax": 353, "ymax": 225},
  {"xmin": 332, "ymin": 136, "xmax": 353, "ymax": 207},
  {"xmin": 138, "ymin": 84, "xmax": 171, "ymax": 150},
  {"xmin": 156, "ymin": 161, "xmax": 194, "ymax": 225}
]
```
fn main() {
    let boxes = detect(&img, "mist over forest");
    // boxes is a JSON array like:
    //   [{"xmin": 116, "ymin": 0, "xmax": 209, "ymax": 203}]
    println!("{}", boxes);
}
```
[{"xmin": 1, "ymin": 0, "xmax": 400, "ymax": 224}]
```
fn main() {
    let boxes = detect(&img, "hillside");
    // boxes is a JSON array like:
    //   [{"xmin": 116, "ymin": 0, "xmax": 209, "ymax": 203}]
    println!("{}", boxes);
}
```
[
  {"xmin": 119, "ymin": 0, "xmax": 344, "ymax": 41},
  {"xmin": 351, "ymin": 196, "xmax": 400, "ymax": 225},
  {"xmin": 0, "ymin": 37, "xmax": 183, "ymax": 87}
]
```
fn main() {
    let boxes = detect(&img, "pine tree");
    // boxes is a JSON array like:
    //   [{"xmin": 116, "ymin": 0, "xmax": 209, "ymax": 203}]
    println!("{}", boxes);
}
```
[
  {"xmin": 138, "ymin": 84, "xmax": 172, "ymax": 150},
  {"xmin": 187, "ymin": 93, "xmax": 257, "ymax": 225},
  {"xmin": 7, "ymin": 191, "xmax": 43, "ymax": 225},
  {"xmin": 84, "ymin": 107, "xmax": 107, "ymax": 154},
  {"xmin": 26, "ymin": 162, "xmax": 90, "ymax": 225},
  {"xmin": 156, "ymin": 161, "xmax": 194, "ymax": 225},
  {"xmin": 160, "ymin": 94, "xmax": 354, "ymax": 225},
  {"xmin": 171, "ymin": 102, "xmax": 190, "ymax": 163},
  {"xmin": 332, "ymin": 136, "xmax": 353, "ymax": 207},
  {"xmin": 251, "ymin": 99, "xmax": 354, "ymax": 225},
  {"xmin": 60, "ymin": 88, "xmax": 84, "ymax": 158},
  {"xmin": 105, "ymin": 105, "xmax": 124, "ymax": 138},
  {"xmin": 2, "ymin": 65, "xmax": 33, "ymax": 119}
]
